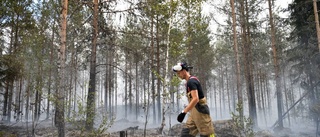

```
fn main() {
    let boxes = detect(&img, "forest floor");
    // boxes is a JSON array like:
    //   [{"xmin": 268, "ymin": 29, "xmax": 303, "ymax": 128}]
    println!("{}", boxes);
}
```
[
  {"xmin": 0, "ymin": 118, "xmax": 319, "ymax": 137},
  {"xmin": 0, "ymin": 118, "xmax": 177, "ymax": 137}
]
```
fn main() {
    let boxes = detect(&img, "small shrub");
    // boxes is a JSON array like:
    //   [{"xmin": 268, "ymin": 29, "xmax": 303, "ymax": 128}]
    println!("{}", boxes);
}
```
[
  {"xmin": 231, "ymin": 103, "xmax": 254, "ymax": 137},
  {"xmin": 66, "ymin": 99, "xmax": 114, "ymax": 137}
]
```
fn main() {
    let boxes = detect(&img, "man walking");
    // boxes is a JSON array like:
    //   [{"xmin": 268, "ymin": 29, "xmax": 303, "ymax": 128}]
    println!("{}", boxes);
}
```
[{"xmin": 173, "ymin": 62, "xmax": 215, "ymax": 137}]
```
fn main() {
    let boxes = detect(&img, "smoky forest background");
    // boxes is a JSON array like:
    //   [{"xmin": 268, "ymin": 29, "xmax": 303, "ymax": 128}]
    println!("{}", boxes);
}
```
[{"xmin": 1, "ymin": 0, "xmax": 320, "ymax": 137}]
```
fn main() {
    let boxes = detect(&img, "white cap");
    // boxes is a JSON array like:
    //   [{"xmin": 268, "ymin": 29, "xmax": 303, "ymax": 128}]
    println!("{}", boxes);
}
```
[
  {"xmin": 172, "ymin": 62, "xmax": 192, "ymax": 72},
  {"xmin": 172, "ymin": 63, "xmax": 183, "ymax": 72}
]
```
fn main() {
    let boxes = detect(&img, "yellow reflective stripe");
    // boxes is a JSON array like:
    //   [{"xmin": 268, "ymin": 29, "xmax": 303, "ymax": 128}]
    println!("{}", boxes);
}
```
[{"xmin": 209, "ymin": 134, "xmax": 215, "ymax": 137}]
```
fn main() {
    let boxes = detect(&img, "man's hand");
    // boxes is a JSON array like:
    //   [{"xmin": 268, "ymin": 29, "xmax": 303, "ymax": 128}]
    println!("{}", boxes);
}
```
[{"xmin": 177, "ymin": 111, "xmax": 186, "ymax": 123}]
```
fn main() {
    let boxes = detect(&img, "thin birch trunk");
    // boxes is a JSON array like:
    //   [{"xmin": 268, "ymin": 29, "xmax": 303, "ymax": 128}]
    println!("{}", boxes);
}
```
[
  {"xmin": 313, "ymin": 0, "xmax": 320, "ymax": 52},
  {"xmin": 159, "ymin": 0, "xmax": 174, "ymax": 133},
  {"xmin": 47, "ymin": 24, "xmax": 54, "ymax": 120}
]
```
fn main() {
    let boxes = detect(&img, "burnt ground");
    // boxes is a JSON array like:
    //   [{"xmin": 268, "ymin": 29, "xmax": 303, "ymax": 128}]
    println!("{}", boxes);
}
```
[{"xmin": 0, "ymin": 119, "xmax": 318, "ymax": 137}]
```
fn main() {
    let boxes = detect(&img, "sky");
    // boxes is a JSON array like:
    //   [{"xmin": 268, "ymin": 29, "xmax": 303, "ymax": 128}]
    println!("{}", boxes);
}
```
[
  {"xmin": 113, "ymin": 0, "xmax": 294, "ymax": 32},
  {"xmin": 202, "ymin": 0, "xmax": 293, "ymax": 42}
]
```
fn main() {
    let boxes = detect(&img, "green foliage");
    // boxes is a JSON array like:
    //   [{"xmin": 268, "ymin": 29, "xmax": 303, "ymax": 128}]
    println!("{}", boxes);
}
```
[
  {"xmin": 286, "ymin": 0, "xmax": 320, "ymax": 102},
  {"xmin": 177, "ymin": 0, "xmax": 215, "ymax": 77},
  {"xmin": 171, "ymin": 75, "xmax": 181, "ymax": 87},
  {"xmin": 287, "ymin": 0, "xmax": 318, "ymax": 44},
  {"xmin": 1, "ymin": 0, "xmax": 34, "ymax": 29},
  {"xmin": 231, "ymin": 103, "xmax": 254, "ymax": 137},
  {"xmin": 0, "ymin": 131, "xmax": 17, "ymax": 137},
  {"xmin": 0, "ymin": 55, "xmax": 23, "ymax": 85},
  {"xmin": 66, "ymin": 99, "xmax": 114, "ymax": 137},
  {"xmin": 287, "ymin": 0, "xmax": 319, "ymax": 61}
]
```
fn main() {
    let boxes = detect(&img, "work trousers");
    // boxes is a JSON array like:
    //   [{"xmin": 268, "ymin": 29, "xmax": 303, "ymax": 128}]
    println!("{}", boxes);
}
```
[{"xmin": 180, "ymin": 95, "xmax": 215, "ymax": 137}]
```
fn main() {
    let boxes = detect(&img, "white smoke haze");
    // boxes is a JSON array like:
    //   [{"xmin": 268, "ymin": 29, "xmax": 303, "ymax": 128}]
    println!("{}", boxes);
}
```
[
  {"xmin": 0, "ymin": 66, "xmax": 317, "ymax": 137},
  {"xmin": 1, "ymin": 1, "xmax": 318, "ymax": 136}
]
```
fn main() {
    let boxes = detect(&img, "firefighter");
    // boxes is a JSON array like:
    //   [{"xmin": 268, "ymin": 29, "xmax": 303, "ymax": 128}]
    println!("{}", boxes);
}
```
[{"xmin": 173, "ymin": 62, "xmax": 215, "ymax": 137}]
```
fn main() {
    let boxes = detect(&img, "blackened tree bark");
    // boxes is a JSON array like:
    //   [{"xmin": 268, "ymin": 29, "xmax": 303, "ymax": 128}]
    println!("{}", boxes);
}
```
[
  {"xmin": 86, "ymin": 0, "xmax": 98, "ymax": 131},
  {"xmin": 240, "ymin": 0, "xmax": 257, "ymax": 127}
]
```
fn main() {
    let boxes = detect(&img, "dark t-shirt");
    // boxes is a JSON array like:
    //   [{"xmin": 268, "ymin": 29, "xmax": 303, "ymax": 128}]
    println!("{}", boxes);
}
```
[{"xmin": 186, "ymin": 76, "xmax": 205, "ymax": 99}]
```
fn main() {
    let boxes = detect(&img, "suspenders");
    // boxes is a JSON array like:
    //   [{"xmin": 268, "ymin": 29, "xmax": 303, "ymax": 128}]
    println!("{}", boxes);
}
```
[{"xmin": 187, "ymin": 76, "xmax": 199, "ymax": 92}]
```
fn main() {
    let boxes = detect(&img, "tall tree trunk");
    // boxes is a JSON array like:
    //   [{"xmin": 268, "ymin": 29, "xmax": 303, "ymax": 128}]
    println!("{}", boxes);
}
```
[
  {"xmin": 35, "ymin": 82, "xmax": 39, "ymax": 122},
  {"xmin": 114, "ymin": 54, "xmax": 118, "ymax": 114},
  {"xmin": 289, "ymin": 76, "xmax": 296, "ymax": 122},
  {"xmin": 226, "ymin": 67, "xmax": 231, "ymax": 113},
  {"xmin": 240, "ymin": 0, "xmax": 257, "ymax": 127},
  {"xmin": 176, "ymin": 85, "xmax": 180, "ymax": 111},
  {"xmin": 245, "ymin": 0, "xmax": 257, "ymax": 127},
  {"xmin": 230, "ymin": 0, "xmax": 242, "ymax": 118},
  {"xmin": 86, "ymin": 0, "xmax": 98, "ymax": 130},
  {"xmin": 47, "ymin": 24, "xmax": 54, "ymax": 120},
  {"xmin": 73, "ymin": 55, "xmax": 78, "ymax": 114},
  {"xmin": 3, "ymin": 82, "xmax": 9, "ymax": 122},
  {"xmin": 129, "ymin": 60, "xmax": 132, "ymax": 116},
  {"xmin": 105, "ymin": 52, "xmax": 109, "ymax": 112},
  {"xmin": 16, "ymin": 78, "xmax": 23, "ymax": 121},
  {"xmin": 124, "ymin": 54, "xmax": 128, "ymax": 119},
  {"xmin": 222, "ymin": 66, "xmax": 226, "ymax": 116},
  {"xmin": 35, "ymin": 61, "xmax": 43, "ymax": 122},
  {"xmin": 219, "ymin": 65, "xmax": 223, "ymax": 118},
  {"xmin": 112, "ymin": 55, "xmax": 115, "ymax": 117},
  {"xmin": 266, "ymin": 73, "xmax": 272, "ymax": 116},
  {"xmin": 135, "ymin": 57, "xmax": 139, "ymax": 120},
  {"xmin": 313, "ymin": 0, "xmax": 320, "ymax": 52},
  {"xmin": 268, "ymin": 0, "xmax": 283, "ymax": 129},
  {"xmin": 25, "ymin": 78, "xmax": 30, "ymax": 122},
  {"xmin": 256, "ymin": 70, "xmax": 261, "ymax": 111},
  {"xmin": 7, "ymin": 81, "xmax": 13, "ymax": 122},
  {"xmin": 108, "ymin": 50, "xmax": 113, "ymax": 118},
  {"xmin": 151, "ymin": 14, "xmax": 156, "ymax": 124},
  {"xmin": 143, "ymin": 61, "xmax": 151, "ymax": 137},
  {"xmin": 214, "ymin": 78, "xmax": 217, "ymax": 120},
  {"xmin": 259, "ymin": 69, "xmax": 267, "ymax": 126},
  {"xmin": 156, "ymin": 15, "xmax": 161, "ymax": 124},
  {"xmin": 160, "ymin": 0, "xmax": 173, "ymax": 132},
  {"xmin": 68, "ymin": 44, "xmax": 75, "ymax": 118},
  {"xmin": 55, "ymin": 0, "xmax": 68, "ymax": 136},
  {"xmin": 282, "ymin": 68, "xmax": 290, "ymax": 126}
]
